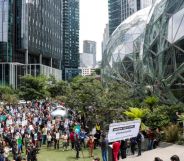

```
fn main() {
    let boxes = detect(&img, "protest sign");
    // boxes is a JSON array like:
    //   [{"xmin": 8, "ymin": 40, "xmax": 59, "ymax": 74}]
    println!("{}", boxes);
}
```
[{"xmin": 108, "ymin": 120, "xmax": 141, "ymax": 142}]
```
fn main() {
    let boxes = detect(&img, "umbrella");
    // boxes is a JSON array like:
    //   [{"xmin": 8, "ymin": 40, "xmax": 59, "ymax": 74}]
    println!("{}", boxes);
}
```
[{"xmin": 51, "ymin": 109, "xmax": 67, "ymax": 117}]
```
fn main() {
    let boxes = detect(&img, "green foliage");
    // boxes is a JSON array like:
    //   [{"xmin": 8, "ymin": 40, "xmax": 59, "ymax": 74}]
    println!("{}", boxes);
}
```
[
  {"xmin": 0, "ymin": 86, "xmax": 14, "ymax": 100},
  {"xmin": 124, "ymin": 107, "xmax": 148, "ymax": 130},
  {"xmin": 95, "ymin": 68, "xmax": 101, "ymax": 75},
  {"xmin": 19, "ymin": 75, "xmax": 49, "ymax": 100},
  {"xmin": 124, "ymin": 107, "xmax": 147, "ymax": 120},
  {"xmin": 2, "ymin": 94, "xmax": 18, "ymax": 105},
  {"xmin": 145, "ymin": 107, "xmax": 170, "ymax": 129},
  {"xmin": 47, "ymin": 77, "xmax": 69, "ymax": 98},
  {"xmin": 164, "ymin": 124, "xmax": 180, "ymax": 143},
  {"xmin": 144, "ymin": 96, "xmax": 159, "ymax": 111}
]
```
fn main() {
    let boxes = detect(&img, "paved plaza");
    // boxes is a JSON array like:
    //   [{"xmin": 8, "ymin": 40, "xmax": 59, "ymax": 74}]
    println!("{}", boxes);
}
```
[{"xmin": 121, "ymin": 144, "xmax": 184, "ymax": 161}]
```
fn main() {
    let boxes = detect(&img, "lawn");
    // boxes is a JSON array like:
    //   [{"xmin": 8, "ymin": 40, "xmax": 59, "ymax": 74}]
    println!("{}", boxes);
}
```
[{"xmin": 37, "ymin": 146, "xmax": 102, "ymax": 161}]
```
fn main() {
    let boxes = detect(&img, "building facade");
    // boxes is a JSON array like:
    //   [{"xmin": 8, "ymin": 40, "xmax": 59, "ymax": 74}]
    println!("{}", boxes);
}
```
[
  {"xmin": 108, "ymin": 0, "xmax": 153, "ymax": 35},
  {"xmin": 80, "ymin": 52, "xmax": 94, "ymax": 68},
  {"xmin": 0, "ymin": 0, "xmax": 63, "ymax": 87},
  {"xmin": 83, "ymin": 40, "xmax": 96, "ymax": 67},
  {"xmin": 62, "ymin": 0, "xmax": 80, "ymax": 80},
  {"xmin": 79, "ymin": 67, "xmax": 95, "ymax": 77},
  {"xmin": 103, "ymin": 0, "xmax": 184, "ymax": 104}
]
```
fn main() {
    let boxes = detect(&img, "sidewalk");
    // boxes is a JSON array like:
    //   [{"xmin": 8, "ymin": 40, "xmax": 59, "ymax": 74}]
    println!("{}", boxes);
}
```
[{"xmin": 120, "ymin": 144, "xmax": 184, "ymax": 161}]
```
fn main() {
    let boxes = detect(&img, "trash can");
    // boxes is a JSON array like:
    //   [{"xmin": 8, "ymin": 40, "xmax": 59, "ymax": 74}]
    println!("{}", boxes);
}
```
[{"xmin": 108, "ymin": 144, "xmax": 114, "ymax": 161}]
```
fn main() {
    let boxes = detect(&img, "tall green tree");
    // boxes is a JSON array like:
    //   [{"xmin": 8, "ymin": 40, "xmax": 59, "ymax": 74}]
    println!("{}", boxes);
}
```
[
  {"xmin": 66, "ymin": 76, "xmax": 103, "ymax": 128},
  {"xmin": 19, "ymin": 75, "xmax": 49, "ymax": 100}
]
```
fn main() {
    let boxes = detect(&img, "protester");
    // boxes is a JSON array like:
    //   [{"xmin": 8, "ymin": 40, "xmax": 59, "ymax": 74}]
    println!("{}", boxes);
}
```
[
  {"xmin": 87, "ymin": 135, "xmax": 95, "ymax": 157},
  {"xmin": 136, "ymin": 130, "xmax": 142, "ymax": 156},
  {"xmin": 120, "ymin": 140, "xmax": 127, "ymax": 159},
  {"xmin": 112, "ymin": 141, "xmax": 121, "ymax": 161},
  {"xmin": 130, "ymin": 137, "xmax": 137, "ymax": 155},
  {"xmin": 100, "ymin": 134, "xmax": 108, "ymax": 161},
  {"xmin": 74, "ymin": 132, "xmax": 81, "ymax": 159}
]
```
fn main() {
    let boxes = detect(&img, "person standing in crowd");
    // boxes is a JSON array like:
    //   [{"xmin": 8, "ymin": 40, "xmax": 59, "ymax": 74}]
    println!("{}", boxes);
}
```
[
  {"xmin": 70, "ymin": 130, "xmax": 75, "ymax": 150},
  {"xmin": 96, "ymin": 122, "xmax": 101, "ymax": 134},
  {"xmin": 120, "ymin": 140, "xmax": 127, "ymax": 159},
  {"xmin": 112, "ymin": 141, "xmax": 121, "ymax": 161},
  {"xmin": 79, "ymin": 129, "xmax": 86, "ymax": 148},
  {"xmin": 54, "ymin": 129, "xmax": 60, "ymax": 149},
  {"xmin": 100, "ymin": 134, "xmax": 108, "ymax": 161},
  {"xmin": 147, "ymin": 128, "xmax": 155, "ymax": 150},
  {"xmin": 136, "ymin": 130, "xmax": 142, "ymax": 156},
  {"xmin": 47, "ymin": 132, "xmax": 52, "ymax": 148},
  {"xmin": 170, "ymin": 155, "xmax": 180, "ymax": 161},
  {"xmin": 42, "ymin": 125, "xmax": 47, "ymax": 145},
  {"xmin": 87, "ymin": 135, "xmax": 95, "ymax": 158},
  {"xmin": 74, "ymin": 132, "xmax": 81, "ymax": 159},
  {"xmin": 62, "ymin": 132, "xmax": 68, "ymax": 151},
  {"xmin": 130, "ymin": 137, "xmax": 137, "ymax": 155}
]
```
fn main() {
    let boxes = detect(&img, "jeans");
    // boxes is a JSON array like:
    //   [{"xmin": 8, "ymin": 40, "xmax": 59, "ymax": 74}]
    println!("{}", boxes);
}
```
[
  {"xmin": 102, "ymin": 150, "xmax": 107, "ymax": 161},
  {"xmin": 42, "ymin": 135, "xmax": 47, "ymax": 145},
  {"xmin": 148, "ymin": 139, "xmax": 153, "ymax": 150}
]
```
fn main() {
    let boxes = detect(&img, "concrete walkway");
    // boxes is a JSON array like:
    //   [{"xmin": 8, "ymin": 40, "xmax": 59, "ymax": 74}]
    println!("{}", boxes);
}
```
[{"xmin": 120, "ymin": 144, "xmax": 184, "ymax": 161}]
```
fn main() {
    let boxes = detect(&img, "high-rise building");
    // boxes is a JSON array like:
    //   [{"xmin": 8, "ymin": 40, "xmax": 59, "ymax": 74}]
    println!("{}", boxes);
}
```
[
  {"xmin": 108, "ymin": 0, "xmax": 153, "ymax": 35},
  {"xmin": 62, "ymin": 0, "xmax": 80, "ymax": 80},
  {"xmin": 80, "ymin": 53, "xmax": 94, "ymax": 68},
  {"xmin": 0, "ymin": 0, "xmax": 63, "ymax": 88},
  {"xmin": 83, "ymin": 40, "xmax": 96, "ymax": 67},
  {"xmin": 102, "ymin": 24, "xmax": 109, "ymax": 55}
]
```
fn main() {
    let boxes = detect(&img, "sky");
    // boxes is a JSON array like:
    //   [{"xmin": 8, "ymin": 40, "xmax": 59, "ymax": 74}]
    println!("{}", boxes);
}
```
[{"xmin": 80, "ymin": 0, "xmax": 108, "ymax": 61}]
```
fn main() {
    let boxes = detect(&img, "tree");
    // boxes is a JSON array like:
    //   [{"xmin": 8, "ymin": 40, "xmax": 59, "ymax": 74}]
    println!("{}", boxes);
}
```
[
  {"xmin": 65, "ymin": 76, "xmax": 103, "ymax": 129},
  {"xmin": 19, "ymin": 75, "xmax": 49, "ymax": 100},
  {"xmin": 47, "ymin": 79, "xmax": 70, "ymax": 98}
]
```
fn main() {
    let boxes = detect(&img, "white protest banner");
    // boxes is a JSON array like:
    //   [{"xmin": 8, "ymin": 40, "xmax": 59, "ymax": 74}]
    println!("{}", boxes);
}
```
[{"xmin": 108, "ymin": 120, "xmax": 141, "ymax": 143}]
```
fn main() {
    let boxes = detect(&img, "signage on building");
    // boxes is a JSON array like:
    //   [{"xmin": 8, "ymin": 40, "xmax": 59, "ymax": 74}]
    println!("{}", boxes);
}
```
[{"xmin": 108, "ymin": 120, "xmax": 141, "ymax": 142}]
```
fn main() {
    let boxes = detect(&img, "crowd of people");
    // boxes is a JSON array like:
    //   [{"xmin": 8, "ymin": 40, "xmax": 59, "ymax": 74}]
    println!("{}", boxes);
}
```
[
  {"xmin": 0, "ymin": 100, "xmax": 182, "ymax": 161},
  {"xmin": 0, "ymin": 100, "xmax": 97, "ymax": 161}
]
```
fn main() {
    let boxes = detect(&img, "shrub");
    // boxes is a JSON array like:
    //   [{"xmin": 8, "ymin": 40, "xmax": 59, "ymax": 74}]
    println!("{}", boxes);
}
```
[{"xmin": 164, "ymin": 124, "xmax": 180, "ymax": 143}]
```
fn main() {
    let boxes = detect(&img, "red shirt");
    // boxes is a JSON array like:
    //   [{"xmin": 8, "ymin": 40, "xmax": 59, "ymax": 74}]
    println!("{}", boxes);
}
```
[
  {"xmin": 112, "ymin": 141, "xmax": 121, "ymax": 153},
  {"xmin": 70, "ymin": 132, "xmax": 75, "ymax": 142}
]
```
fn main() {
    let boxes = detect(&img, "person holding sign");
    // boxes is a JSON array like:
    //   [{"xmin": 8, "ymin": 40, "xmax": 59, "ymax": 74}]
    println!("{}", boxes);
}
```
[{"xmin": 112, "ymin": 141, "xmax": 121, "ymax": 161}]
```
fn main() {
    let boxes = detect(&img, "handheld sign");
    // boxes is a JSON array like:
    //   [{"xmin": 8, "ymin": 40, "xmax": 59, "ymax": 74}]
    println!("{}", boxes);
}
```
[{"xmin": 108, "ymin": 120, "xmax": 141, "ymax": 143}]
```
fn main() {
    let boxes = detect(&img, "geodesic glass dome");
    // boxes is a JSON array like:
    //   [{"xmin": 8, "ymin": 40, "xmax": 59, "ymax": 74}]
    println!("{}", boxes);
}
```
[
  {"xmin": 102, "ymin": 7, "xmax": 151, "ymax": 87},
  {"xmin": 143, "ymin": 0, "xmax": 184, "ymax": 103}
]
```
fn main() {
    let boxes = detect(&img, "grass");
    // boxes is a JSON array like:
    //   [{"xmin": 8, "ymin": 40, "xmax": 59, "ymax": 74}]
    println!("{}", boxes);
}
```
[{"xmin": 37, "ymin": 145, "xmax": 102, "ymax": 161}]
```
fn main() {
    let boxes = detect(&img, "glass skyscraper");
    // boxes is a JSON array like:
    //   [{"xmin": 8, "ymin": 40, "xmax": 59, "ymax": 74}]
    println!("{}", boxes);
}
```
[
  {"xmin": 63, "ymin": 0, "xmax": 80, "ymax": 80},
  {"xmin": 108, "ymin": 0, "xmax": 153, "ymax": 35},
  {"xmin": 0, "ymin": 0, "xmax": 63, "ymax": 87},
  {"xmin": 83, "ymin": 40, "xmax": 96, "ymax": 67}
]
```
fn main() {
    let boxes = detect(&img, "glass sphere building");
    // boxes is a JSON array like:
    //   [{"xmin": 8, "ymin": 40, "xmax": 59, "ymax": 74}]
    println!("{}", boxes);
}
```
[{"xmin": 102, "ymin": 0, "xmax": 184, "ymax": 103}]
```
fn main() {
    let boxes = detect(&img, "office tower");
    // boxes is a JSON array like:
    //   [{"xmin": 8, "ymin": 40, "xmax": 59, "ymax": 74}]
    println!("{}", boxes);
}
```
[
  {"xmin": 108, "ymin": 0, "xmax": 153, "ymax": 35},
  {"xmin": 0, "ymin": 0, "xmax": 63, "ymax": 87},
  {"xmin": 83, "ymin": 40, "xmax": 96, "ymax": 68},
  {"xmin": 62, "ymin": 0, "xmax": 80, "ymax": 80}
]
